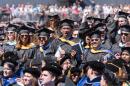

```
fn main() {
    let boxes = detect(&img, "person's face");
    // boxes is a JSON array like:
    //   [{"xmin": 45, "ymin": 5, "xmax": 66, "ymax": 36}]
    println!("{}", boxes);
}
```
[
  {"xmin": 87, "ymin": 67, "xmax": 93, "ymax": 78},
  {"xmin": 121, "ymin": 31, "xmax": 130, "ymax": 43},
  {"xmin": 85, "ymin": 36, "xmax": 90, "ymax": 44},
  {"xmin": 39, "ymin": 70, "xmax": 55, "ymax": 85},
  {"xmin": 20, "ymin": 33, "xmax": 29, "ymax": 44},
  {"xmin": 38, "ymin": 36, "xmax": 47, "ymax": 46},
  {"xmin": 118, "ymin": 17, "xmax": 127, "ymax": 26},
  {"xmin": 62, "ymin": 59, "xmax": 71, "ymax": 71},
  {"xmin": 121, "ymin": 50, "xmax": 130, "ymax": 63},
  {"xmin": 72, "ymin": 30, "xmax": 79, "ymax": 38},
  {"xmin": 91, "ymin": 37, "xmax": 101, "ymax": 48},
  {"xmin": 23, "ymin": 73, "xmax": 33, "ymax": 86},
  {"xmin": 7, "ymin": 31, "xmax": 15, "ymax": 41},
  {"xmin": 100, "ymin": 75, "xmax": 108, "ymax": 86},
  {"xmin": 70, "ymin": 73, "xmax": 80, "ymax": 83},
  {"xmin": 3, "ymin": 63, "xmax": 13, "ymax": 77},
  {"xmin": 60, "ymin": 26, "xmax": 72, "ymax": 37}
]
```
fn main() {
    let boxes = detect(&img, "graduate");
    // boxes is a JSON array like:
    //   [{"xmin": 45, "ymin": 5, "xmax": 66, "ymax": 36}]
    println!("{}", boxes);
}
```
[
  {"xmin": 3, "ymin": 23, "xmax": 17, "ymax": 53},
  {"xmin": 15, "ymin": 25, "xmax": 35, "ymax": 68},
  {"xmin": 83, "ymin": 30, "xmax": 113, "ymax": 62},
  {"xmin": 46, "ymin": 19, "xmax": 79, "ymax": 58},
  {"xmin": 32, "ymin": 27, "xmax": 54, "ymax": 68}
]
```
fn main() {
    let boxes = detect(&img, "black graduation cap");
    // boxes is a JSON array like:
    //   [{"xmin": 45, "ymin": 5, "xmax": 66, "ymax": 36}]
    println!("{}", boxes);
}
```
[
  {"xmin": 48, "ymin": 13, "xmax": 60, "ymax": 20},
  {"xmin": 118, "ymin": 11, "xmax": 130, "ymax": 18},
  {"xmin": 90, "ymin": 30, "xmax": 102, "ymax": 38},
  {"xmin": 79, "ymin": 29, "xmax": 92, "ymax": 40},
  {"xmin": 24, "ymin": 68, "xmax": 41, "ymax": 78},
  {"xmin": 6, "ymin": 23, "xmax": 18, "ymax": 32},
  {"xmin": 87, "ymin": 61, "xmax": 105, "ymax": 73},
  {"xmin": 105, "ymin": 59, "xmax": 125, "ymax": 73},
  {"xmin": 42, "ymin": 62, "xmax": 62, "ymax": 77},
  {"xmin": 121, "ymin": 47, "xmax": 130, "ymax": 54},
  {"xmin": 87, "ymin": 17, "xmax": 105, "ymax": 23},
  {"xmin": 120, "ymin": 25, "xmax": 130, "ymax": 32},
  {"xmin": 36, "ymin": 27, "xmax": 54, "ymax": 37},
  {"xmin": 70, "ymin": 67, "xmax": 81, "ymax": 74},
  {"xmin": 17, "ymin": 25, "xmax": 35, "ymax": 34},
  {"xmin": 59, "ymin": 53, "xmax": 71, "ymax": 65},
  {"xmin": 60, "ymin": 19, "xmax": 74, "ymax": 29},
  {"xmin": 94, "ymin": 23, "xmax": 107, "ymax": 32}
]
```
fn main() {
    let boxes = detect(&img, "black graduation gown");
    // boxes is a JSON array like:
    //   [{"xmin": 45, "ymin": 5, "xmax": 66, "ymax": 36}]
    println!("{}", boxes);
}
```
[
  {"xmin": 46, "ymin": 37, "xmax": 77, "ymax": 56},
  {"xmin": 83, "ymin": 46, "xmax": 113, "ymax": 62},
  {"xmin": 15, "ymin": 45, "xmax": 35, "ymax": 68},
  {"xmin": 33, "ymin": 42, "xmax": 55, "ymax": 66}
]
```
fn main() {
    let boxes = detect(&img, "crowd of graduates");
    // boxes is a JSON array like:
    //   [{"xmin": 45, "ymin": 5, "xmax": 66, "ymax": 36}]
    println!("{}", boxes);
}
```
[{"xmin": 0, "ymin": 2, "xmax": 130, "ymax": 86}]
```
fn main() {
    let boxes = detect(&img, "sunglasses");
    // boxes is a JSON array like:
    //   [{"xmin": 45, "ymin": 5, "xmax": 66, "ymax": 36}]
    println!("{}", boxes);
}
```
[
  {"xmin": 20, "ymin": 35, "xmax": 29, "ymax": 37},
  {"xmin": 121, "ymin": 32, "xmax": 129, "ymax": 36},
  {"xmin": 38, "ymin": 37, "xmax": 47, "ymax": 40},
  {"xmin": 91, "ymin": 38, "xmax": 99, "ymax": 42}
]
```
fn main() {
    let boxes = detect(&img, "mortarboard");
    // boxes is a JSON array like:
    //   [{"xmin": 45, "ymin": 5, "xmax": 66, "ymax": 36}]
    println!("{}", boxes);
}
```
[
  {"xmin": 48, "ymin": 13, "xmax": 60, "ymax": 20},
  {"xmin": 87, "ymin": 61, "xmax": 105, "ymax": 73},
  {"xmin": 6, "ymin": 23, "xmax": 18, "ymax": 32},
  {"xmin": 120, "ymin": 25, "xmax": 130, "ymax": 32},
  {"xmin": 17, "ymin": 25, "xmax": 35, "ymax": 34},
  {"xmin": 60, "ymin": 19, "xmax": 74, "ymax": 29},
  {"xmin": 118, "ymin": 11, "xmax": 130, "ymax": 18},
  {"xmin": 105, "ymin": 59, "xmax": 125, "ymax": 73},
  {"xmin": 94, "ymin": 23, "xmax": 107, "ymax": 32},
  {"xmin": 87, "ymin": 17, "xmax": 105, "ymax": 23},
  {"xmin": 70, "ymin": 67, "xmax": 81, "ymax": 74},
  {"xmin": 42, "ymin": 62, "xmax": 62, "ymax": 77},
  {"xmin": 24, "ymin": 68, "xmax": 41, "ymax": 78},
  {"xmin": 90, "ymin": 30, "xmax": 102, "ymax": 38},
  {"xmin": 35, "ymin": 27, "xmax": 54, "ymax": 37},
  {"xmin": 121, "ymin": 47, "xmax": 130, "ymax": 54}
]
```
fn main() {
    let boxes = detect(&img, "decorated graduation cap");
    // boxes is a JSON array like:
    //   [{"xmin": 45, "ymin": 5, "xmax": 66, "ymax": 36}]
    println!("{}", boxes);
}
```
[
  {"xmin": 120, "ymin": 25, "xmax": 130, "ymax": 32},
  {"xmin": 24, "ymin": 68, "xmax": 41, "ymax": 78},
  {"xmin": 42, "ymin": 62, "xmax": 62, "ymax": 77},
  {"xmin": 87, "ymin": 61, "xmax": 105, "ymax": 73},
  {"xmin": 60, "ymin": 19, "xmax": 74, "ymax": 29},
  {"xmin": 118, "ymin": 11, "xmax": 130, "ymax": 18},
  {"xmin": 17, "ymin": 25, "xmax": 35, "ymax": 34},
  {"xmin": 36, "ymin": 27, "xmax": 54, "ymax": 37}
]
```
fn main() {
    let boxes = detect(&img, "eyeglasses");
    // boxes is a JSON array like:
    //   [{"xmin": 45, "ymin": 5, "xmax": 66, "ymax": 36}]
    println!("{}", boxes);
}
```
[
  {"xmin": 20, "ymin": 35, "xmax": 29, "ymax": 37},
  {"xmin": 38, "ymin": 37, "xmax": 47, "ymax": 40},
  {"xmin": 121, "ymin": 32, "xmax": 129, "ymax": 36},
  {"xmin": 91, "ymin": 38, "xmax": 99, "ymax": 42}
]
